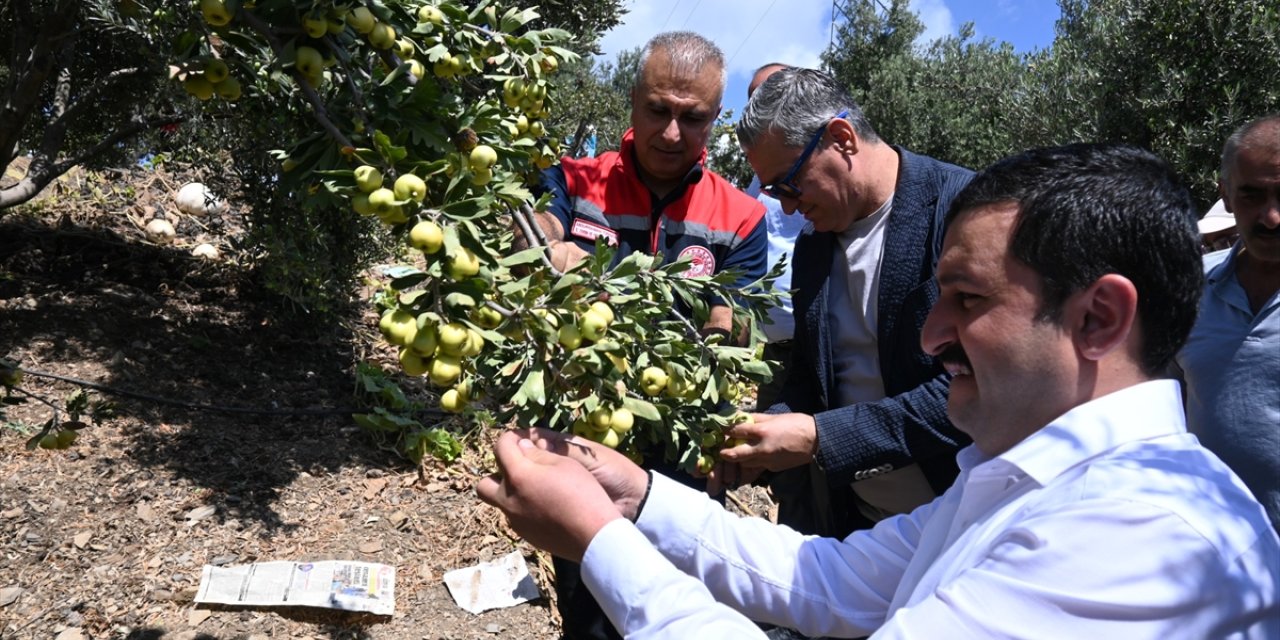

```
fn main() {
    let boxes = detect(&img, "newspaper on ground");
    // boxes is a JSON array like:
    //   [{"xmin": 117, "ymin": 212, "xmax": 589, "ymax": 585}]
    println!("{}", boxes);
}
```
[
  {"xmin": 443, "ymin": 550, "xmax": 541, "ymax": 614},
  {"xmin": 194, "ymin": 560, "xmax": 395, "ymax": 615}
]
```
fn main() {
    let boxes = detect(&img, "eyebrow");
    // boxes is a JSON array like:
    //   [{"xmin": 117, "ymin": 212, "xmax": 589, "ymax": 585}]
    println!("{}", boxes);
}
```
[{"xmin": 936, "ymin": 268, "xmax": 980, "ymax": 289}]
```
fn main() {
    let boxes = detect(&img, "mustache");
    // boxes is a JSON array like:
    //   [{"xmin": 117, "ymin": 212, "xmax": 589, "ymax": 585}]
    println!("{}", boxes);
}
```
[
  {"xmin": 938, "ymin": 345, "xmax": 971, "ymax": 370},
  {"xmin": 1251, "ymin": 224, "xmax": 1280, "ymax": 238}
]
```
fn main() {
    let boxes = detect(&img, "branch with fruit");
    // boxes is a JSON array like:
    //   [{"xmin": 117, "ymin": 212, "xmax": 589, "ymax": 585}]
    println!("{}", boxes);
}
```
[{"xmin": 176, "ymin": 0, "xmax": 785, "ymax": 471}]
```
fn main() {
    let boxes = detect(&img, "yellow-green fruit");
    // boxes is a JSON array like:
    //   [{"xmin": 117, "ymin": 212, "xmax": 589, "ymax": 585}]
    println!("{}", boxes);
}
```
[
  {"xmin": 528, "ymin": 120, "xmax": 545, "ymax": 138},
  {"xmin": 295, "ymin": 46, "xmax": 324, "ymax": 77},
  {"xmin": 0, "ymin": 368, "xmax": 23, "ymax": 387},
  {"xmin": 354, "ymin": 165, "xmax": 383, "ymax": 193},
  {"xmin": 578, "ymin": 309, "xmax": 609, "ymax": 342},
  {"xmin": 468, "ymin": 144, "xmax": 498, "ymax": 171},
  {"xmin": 380, "ymin": 309, "xmax": 417, "ymax": 346},
  {"xmin": 557, "ymin": 324, "xmax": 582, "ymax": 350},
  {"xmin": 201, "ymin": 0, "xmax": 232, "ymax": 26},
  {"xmin": 418, "ymin": 5, "xmax": 444, "ymax": 25},
  {"xmin": 469, "ymin": 168, "xmax": 492, "ymax": 187},
  {"xmin": 436, "ymin": 322, "xmax": 470, "ymax": 356},
  {"xmin": 399, "ymin": 348, "xmax": 429, "ymax": 376},
  {"xmin": 38, "ymin": 433, "xmax": 59, "ymax": 450},
  {"xmin": 352, "ymin": 193, "xmax": 373, "ymax": 216},
  {"xmin": 696, "ymin": 453, "xmax": 716, "ymax": 475},
  {"xmin": 461, "ymin": 329, "xmax": 484, "ymax": 358},
  {"xmin": 408, "ymin": 220, "xmax": 443, "ymax": 253},
  {"xmin": 409, "ymin": 323, "xmax": 438, "ymax": 357},
  {"xmin": 587, "ymin": 407, "xmax": 612, "ymax": 431},
  {"xmin": 303, "ymin": 15, "xmax": 328, "ymax": 38},
  {"xmin": 215, "ymin": 77, "xmax": 241, "ymax": 101},
  {"xmin": 515, "ymin": 115, "xmax": 529, "ymax": 133},
  {"xmin": 440, "ymin": 388, "xmax": 467, "ymax": 413},
  {"xmin": 368, "ymin": 187, "xmax": 397, "ymax": 214},
  {"xmin": 446, "ymin": 247, "xmax": 481, "ymax": 280},
  {"xmin": 719, "ymin": 377, "xmax": 741, "ymax": 402},
  {"xmin": 540, "ymin": 54, "xmax": 559, "ymax": 73},
  {"xmin": 433, "ymin": 54, "xmax": 456, "ymax": 78},
  {"xmin": 532, "ymin": 308, "xmax": 560, "ymax": 329},
  {"xmin": 55, "ymin": 429, "xmax": 77, "ymax": 448},
  {"xmin": 369, "ymin": 23, "xmax": 396, "ymax": 49},
  {"xmin": 428, "ymin": 355, "xmax": 462, "ymax": 386},
  {"xmin": 595, "ymin": 428, "xmax": 621, "ymax": 449},
  {"xmin": 204, "ymin": 59, "xmax": 229, "ymax": 83},
  {"xmin": 396, "ymin": 38, "xmax": 415, "ymax": 58},
  {"xmin": 183, "ymin": 76, "xmax": 214, "ymax": 100},
  {"xmin": 406, "ymin": 59, "xmax": 425, "ymax": 80},
  {"xmin": 347, "ymin": 7, "xmax": 376, "ymax": 33},
  {"xmin": 377, "ymin": 205, "xmax": 408, "ymax": 225},
  {"xmin": 571, "ymin": 419, "xmax": 592, "ymax": 438},
  {"xmin": 589, "ymin": 301, "xmax": 615, "ymax": 325},
  {"xmin": 700, "ymin": 430, "xmax": 722, "ymax": 449},
  {"xmin": 326, "ymin": 18, "xmax": 346, "ymax": 34},
  {"xmin": 609, "ymin": 408, "xmax": 634, "ymax": 435},
  {"xmin": 393, "ymin": 173, "xmax": 427, "ymax": 203},
  {"xmin": 472, "ymin": 306, "xmax": 503, "ymax": 329},
  {"xmin": 639, "ymin": 366, "xmax": 669, "ymax": 397}
]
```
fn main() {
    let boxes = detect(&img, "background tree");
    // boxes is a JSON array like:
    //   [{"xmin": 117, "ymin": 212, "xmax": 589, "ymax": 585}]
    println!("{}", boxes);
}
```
[{"xmin": 0, "ymin": 0, "xmax": 181, "ymax": 211}]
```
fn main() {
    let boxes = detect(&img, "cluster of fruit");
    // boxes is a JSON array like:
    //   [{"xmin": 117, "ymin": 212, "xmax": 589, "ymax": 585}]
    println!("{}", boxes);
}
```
[
  {"xmin": 37, "ymin": 429, "xmax": 79, "ymax": 450},
  {"xmin": 350, "ymin": 164, "xmax": 430, "ymax": 225},
  {"xmin": 570, "ymin": 405, "xmax": 634, "ymax": 449},
  {"xmin": 379, "ymin": 304, "xmax": 485, "ymax": 413},
  {"xmin": 181, "ymin": 57, "xmax": 242, "ymax": 102}
]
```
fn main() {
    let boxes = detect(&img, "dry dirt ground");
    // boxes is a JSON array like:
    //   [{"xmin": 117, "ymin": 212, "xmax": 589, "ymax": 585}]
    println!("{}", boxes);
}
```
[{"xmin": 0, "ymin": 169, "xmax": 775, "ymax": 639}]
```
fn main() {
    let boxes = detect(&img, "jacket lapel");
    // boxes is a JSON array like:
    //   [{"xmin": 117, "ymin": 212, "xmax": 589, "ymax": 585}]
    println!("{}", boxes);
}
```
[{"xmin": 878, "ymin": 148, "xmax": 938, "ymax": 369}]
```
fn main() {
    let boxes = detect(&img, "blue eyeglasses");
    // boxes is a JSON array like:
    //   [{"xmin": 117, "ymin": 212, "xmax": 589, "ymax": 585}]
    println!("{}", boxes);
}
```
[{"xmin": 761, "ymin": 109, "xmax": 849, "ymax": 200}]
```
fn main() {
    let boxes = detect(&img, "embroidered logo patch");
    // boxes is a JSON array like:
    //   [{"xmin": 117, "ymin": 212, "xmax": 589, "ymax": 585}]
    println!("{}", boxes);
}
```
[
  {"xmin": 676, "ymin": 245, "xmax": 715, "ymax": 278},
  {"xmin": 569, "ymin": 219, "xmax": 618, "ymax": 246}
]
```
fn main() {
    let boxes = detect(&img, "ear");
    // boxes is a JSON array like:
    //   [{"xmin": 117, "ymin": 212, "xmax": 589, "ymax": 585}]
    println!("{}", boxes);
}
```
[
  {"xmin": 1218, "ymin": 180, "xmax": 1233, "ymax": 212},
  {"xmin": 1070, "ymin": 274, "xmax": 1139, "ymax": 362},
  {"xmin": 828, "ymin": 118, "xmax": 859, "ymax": 155}
]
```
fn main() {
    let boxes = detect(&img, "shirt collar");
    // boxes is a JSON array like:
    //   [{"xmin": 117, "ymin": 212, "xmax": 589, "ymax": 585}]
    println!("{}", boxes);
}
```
[
  {"xmin": 617, "ymin": 128, "xmax": 706, "ymax": 190},
  {"xmin": 958, "ymin": 380, "xmax": 1187, "ymax": 486}
]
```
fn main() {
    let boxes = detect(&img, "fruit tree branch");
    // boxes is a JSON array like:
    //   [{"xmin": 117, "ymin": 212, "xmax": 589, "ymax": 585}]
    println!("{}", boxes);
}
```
[
  {"xmin": 512, "ymin": 203, "xmax": 560, "ymax": 274},
  {"xmin": 236, "ymin": 10, "xmax": 355, "ymax": 151}
]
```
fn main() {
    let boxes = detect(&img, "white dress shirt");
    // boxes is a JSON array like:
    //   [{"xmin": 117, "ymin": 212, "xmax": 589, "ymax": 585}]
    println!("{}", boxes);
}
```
[{"xmin": 581, "ymin": 380, "xmax": 1280, "ymax": 638}]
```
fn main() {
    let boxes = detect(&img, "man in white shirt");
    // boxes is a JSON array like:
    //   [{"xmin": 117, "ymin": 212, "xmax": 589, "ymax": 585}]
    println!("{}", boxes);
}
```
[{"xmin": 477, "ymin": 143, "xmax": 1280, "ymax": 638}]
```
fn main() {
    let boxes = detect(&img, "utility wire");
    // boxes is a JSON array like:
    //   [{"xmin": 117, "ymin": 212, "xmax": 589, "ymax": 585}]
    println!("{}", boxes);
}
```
[
  {"xmin": 726, "ymin": 0, "xmax": 782, "ymax": 68},
  {"xmin": 680, "ymin": 0, "xmax": 707, "ymax": 28},
  {"xmin": 16, "ymin": 367, "xmax": 445, "ymax": 418},
  {"xmin": 660, "ymin": 0, "xmax": 685, "ymax": 31}
]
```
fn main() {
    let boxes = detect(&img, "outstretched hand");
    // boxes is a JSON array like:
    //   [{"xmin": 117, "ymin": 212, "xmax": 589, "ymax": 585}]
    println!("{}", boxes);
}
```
[
  {"xmin": 719, "ymin": 412, "xmax": 817, "ymax": 472},
  {"xmin": 475, "ymin": 429, "xmax": 650, "ymax": 561}
]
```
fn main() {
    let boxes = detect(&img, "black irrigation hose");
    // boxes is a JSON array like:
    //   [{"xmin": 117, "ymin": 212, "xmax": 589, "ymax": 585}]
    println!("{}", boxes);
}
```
[{"xmin": 16, "ymin": 367, "xmax": 445, "ymax": 418}]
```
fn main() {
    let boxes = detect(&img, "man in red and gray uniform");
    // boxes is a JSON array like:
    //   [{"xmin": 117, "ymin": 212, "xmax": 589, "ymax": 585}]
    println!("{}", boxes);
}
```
[
  {"xmin": 517, "ymin": 30, "xmax": 766, "ymax": 640},
  {"xmin": 523, "ymin": 32, "xmax": 766, "ymax": 337}
]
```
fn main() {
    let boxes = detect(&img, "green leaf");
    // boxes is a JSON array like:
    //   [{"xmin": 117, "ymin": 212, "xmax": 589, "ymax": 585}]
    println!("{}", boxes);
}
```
[
  {"xmin": 621, "ymin": 396, "xmax": 661, "ymax": 422},
  {"xmin": 512, "ymin": 367, "xmax": 545, "ymax": 407},
  {"xmin": 500, "ymin": 247, "xmax": 549, "ymax": 267}
]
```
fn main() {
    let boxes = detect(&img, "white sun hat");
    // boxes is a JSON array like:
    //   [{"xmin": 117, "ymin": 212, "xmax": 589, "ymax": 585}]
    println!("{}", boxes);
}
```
[{"xmin": 1197, "ymin": 199, "xmax": 1236, "ymax": 235}]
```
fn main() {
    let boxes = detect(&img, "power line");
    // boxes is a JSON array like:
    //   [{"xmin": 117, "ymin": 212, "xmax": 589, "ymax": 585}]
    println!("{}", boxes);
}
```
[
  {"xmin": 680, "ymin": 0, "xmax": 707, "ymax": 28},
  {"xmin": 660, "ymin": 0, "xmax": 685, "ymax": 30},
  {"xmin": 726, "ymin": 0, "xmax": 782, "ymax": 68}
]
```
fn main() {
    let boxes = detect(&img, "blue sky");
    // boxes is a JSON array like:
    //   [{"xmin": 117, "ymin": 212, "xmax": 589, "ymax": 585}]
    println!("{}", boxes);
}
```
[{"xmin": 594, "ymin": 0, "xmax": 1061, "ymax": 118}]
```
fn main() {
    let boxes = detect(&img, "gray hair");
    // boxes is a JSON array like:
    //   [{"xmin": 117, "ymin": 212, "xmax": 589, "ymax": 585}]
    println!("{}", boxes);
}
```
[
  {"xmin": 1220, "ymin": 113, "xmax": 1280, "ymax": 186},
  {"xmin": 739, "ymin": 68, "xmax": 879, "ymax": 149},
  {"xmin": 634, "ymin": 31, "xmax": 727, "ymax": 104}
]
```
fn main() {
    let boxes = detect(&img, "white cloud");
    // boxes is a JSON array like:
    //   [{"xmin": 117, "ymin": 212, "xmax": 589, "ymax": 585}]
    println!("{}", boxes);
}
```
[
  {"xmin": 909, "ymin": 0, "xmax": 956, "ymax": 46},
  {"xmin": 595, "ymin": 0, "xmax": 832, "ymax": 91}
]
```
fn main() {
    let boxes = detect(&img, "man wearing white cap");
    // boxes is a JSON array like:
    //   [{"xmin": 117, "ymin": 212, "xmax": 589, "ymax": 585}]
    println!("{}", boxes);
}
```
[
  {"xmin": 1176, "ymin": 113, "xmax": 1280, "ymax": 534},
  {"xmin": 1199, "ymin": 199, "xmax": 1240, "ymax": 253}
]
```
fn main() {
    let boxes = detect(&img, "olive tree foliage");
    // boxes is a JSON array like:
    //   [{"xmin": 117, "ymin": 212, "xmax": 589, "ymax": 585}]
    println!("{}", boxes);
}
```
[
  {"xmin": 0, "ymin": 0, "xmax": 181, "ymax": 212},
  {"xmin": 822, "ymin": 0, "xmax": 1280, "ymax": 207},
  {"xmin": 1032, "ymin": 0, "xmax": 1280, "ymax": 205},
  {"xmin": 172, "ymin": 0, "xmax": 781, "ymax": 468}
]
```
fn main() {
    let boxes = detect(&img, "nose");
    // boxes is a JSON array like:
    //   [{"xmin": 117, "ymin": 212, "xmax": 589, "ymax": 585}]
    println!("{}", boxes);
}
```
[
  {"xmin": 780, "ymin": 198, "xmax": 800, "ymax": 215},
  {"xmin": 920, "ymin": 296, "xmax": 956, "ymax": 358},
  {"xmin": 661, "ymin": 118, "xmax": 681, "ymax": 145}
]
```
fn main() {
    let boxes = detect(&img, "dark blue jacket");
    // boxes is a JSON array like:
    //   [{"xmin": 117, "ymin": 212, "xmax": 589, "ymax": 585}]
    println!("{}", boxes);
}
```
[{"xmin": 770, "ymin": 148, "xmax": 974, "ymax": 492}]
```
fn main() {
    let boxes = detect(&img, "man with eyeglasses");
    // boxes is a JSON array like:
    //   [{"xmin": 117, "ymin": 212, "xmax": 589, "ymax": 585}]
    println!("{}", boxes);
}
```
[{"xmin": 719, "ymin": 68, "xmax": 974, "ymax": 538}]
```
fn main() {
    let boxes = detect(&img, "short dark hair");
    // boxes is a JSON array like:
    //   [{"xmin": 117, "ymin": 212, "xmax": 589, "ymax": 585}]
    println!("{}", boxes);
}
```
[{"xmin": 947, "ymin": 144, "xmax": 1203, "ymax": 375}]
